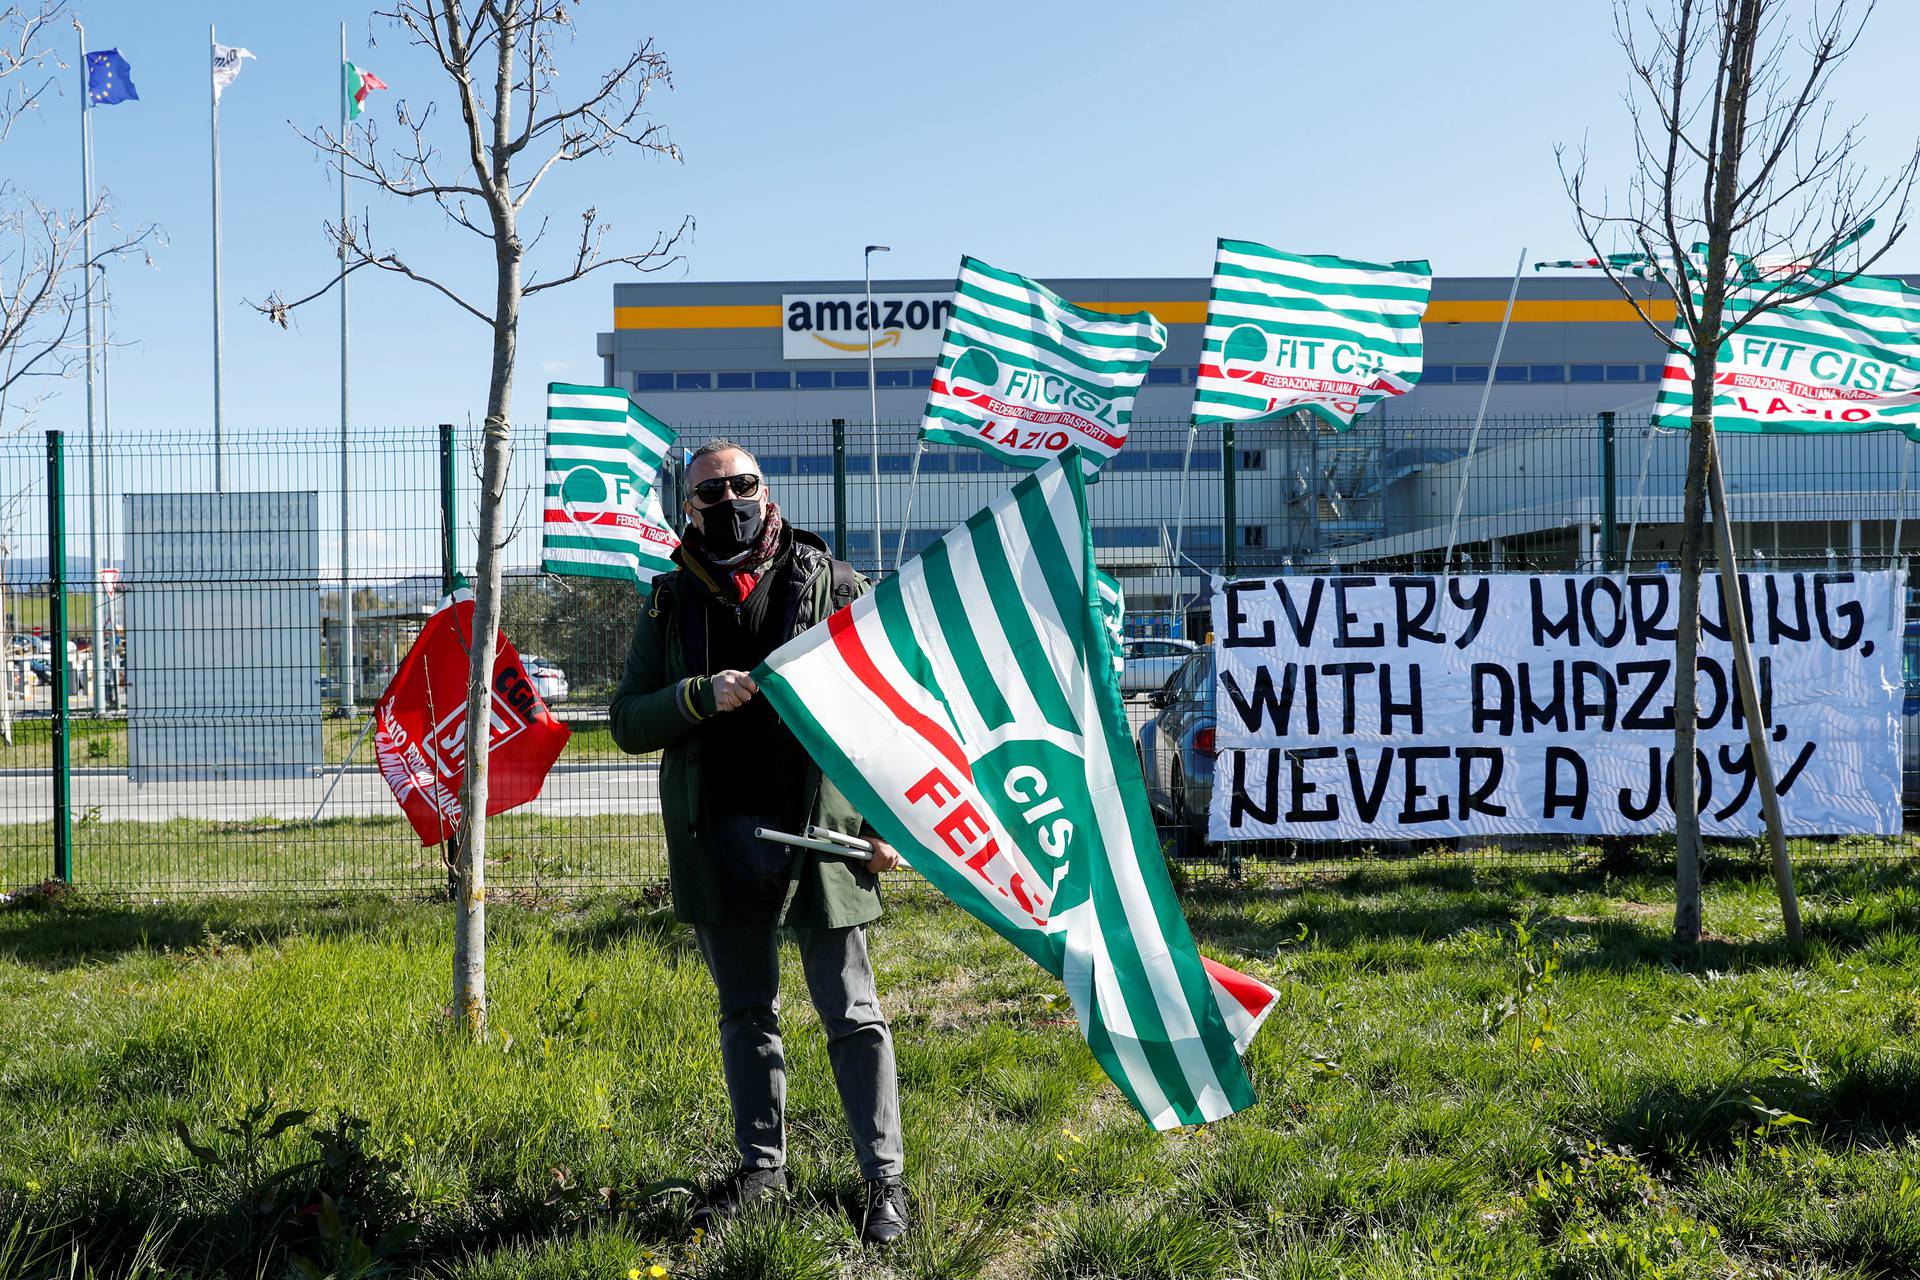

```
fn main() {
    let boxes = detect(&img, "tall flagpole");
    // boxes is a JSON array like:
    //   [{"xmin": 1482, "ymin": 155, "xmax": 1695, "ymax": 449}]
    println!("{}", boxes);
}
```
[
  {"xmin": 1441, "ymin": 246, "xmax": 1527, "ymax": 580},
  {"xmin": 339, "ymin": 25, "xmax": 356, "ymax": 711},
  {"xmin": 78, "ymin": 24, "xmax": 103, "ymax": 714},
  {"xmin": 210, "ymin": 24, "xmax": 225, "ymax": 492}
]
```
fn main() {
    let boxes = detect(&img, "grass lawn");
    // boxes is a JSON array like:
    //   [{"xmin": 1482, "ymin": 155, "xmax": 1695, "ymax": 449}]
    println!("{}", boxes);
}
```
[{"xmin": 3, "ymin": 857, "xmax": 1920, "ymax": 1278}]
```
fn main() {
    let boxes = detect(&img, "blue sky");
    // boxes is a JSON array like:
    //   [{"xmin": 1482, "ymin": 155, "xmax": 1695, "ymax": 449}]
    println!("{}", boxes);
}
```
[{"xmin": 8, "ymin": 0, "xmax": 1920, "ymax": 440}]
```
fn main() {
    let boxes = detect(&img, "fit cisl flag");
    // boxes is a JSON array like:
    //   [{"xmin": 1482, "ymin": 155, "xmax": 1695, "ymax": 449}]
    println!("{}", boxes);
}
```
[
  {"xmin": 1192, "ymin": 239, "xmax": 1431, "ymax": 430},
  {"xmin": 542, "ymin": 383, "xmax": 679, "ymax": 586},
  {"xmin": 921, "ymin": 257, "xmax": 1167, "ymax": 471},
  {"xmin": 373, "ymin": 586, "xmax": 570, "ymax": 846},
  {"xmin": 755, "ymin": 451, "xmax": 1278, "ymax": 1128},
  {"xmin": 1653, "ymin": 256, "xmax": 1920, "ymax": 439},
  {"xmin": 1534, "ymin": 253, "xmax": 1660, "ymax": 280}
]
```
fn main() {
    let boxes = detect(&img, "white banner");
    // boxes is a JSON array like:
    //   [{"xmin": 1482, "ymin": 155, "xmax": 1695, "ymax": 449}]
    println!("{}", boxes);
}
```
[
  {"xmin": 782, "ymin": 292, "xmax": 951, "ymax": 360},
  {"xmin": 1209, "ymin": 572, "xmax": 1904, "ymax": 841}
]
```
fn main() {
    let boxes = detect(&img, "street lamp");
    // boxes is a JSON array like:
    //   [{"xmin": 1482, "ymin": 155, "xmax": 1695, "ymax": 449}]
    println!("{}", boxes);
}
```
[{"xmin": 864, "ymin": 244, "xmax": 890, "ymax": 577}]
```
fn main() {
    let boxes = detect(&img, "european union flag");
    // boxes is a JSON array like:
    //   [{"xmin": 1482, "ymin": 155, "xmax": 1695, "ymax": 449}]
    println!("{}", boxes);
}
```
[{"xmin": 85, "ymin": 49, "xmax": 138, "ymax": 106}]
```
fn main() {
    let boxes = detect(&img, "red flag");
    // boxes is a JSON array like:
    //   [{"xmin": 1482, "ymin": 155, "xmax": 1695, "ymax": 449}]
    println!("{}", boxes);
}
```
[{"xmin": 372, "ymin": 588, "xmax": 570, "ymax": 846}]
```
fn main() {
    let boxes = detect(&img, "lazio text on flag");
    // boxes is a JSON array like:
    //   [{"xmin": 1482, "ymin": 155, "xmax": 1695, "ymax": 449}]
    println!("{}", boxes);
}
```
[
  {"xmin": 542, "ymin": 383, "xmax": 679, "ymax": 585},
  {"xmin": 1193, "ymin": 240, "xmax": 1431, "ymax": 430},
  {"xmin": 921, "ymin": 257, "xmax": 1167, "ymax": 470},
  {"xmin": 755, "ymin": 451, "xmax": 1278, "ymax": 1128},
  {"xmin": 1653, "ymin": 262, "xmax": 1920, "ymax": 439}
]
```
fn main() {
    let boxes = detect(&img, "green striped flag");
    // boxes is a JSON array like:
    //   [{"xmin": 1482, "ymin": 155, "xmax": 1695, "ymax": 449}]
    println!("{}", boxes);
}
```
[
  {"xmin": 1534, "ymin": 253, "xmax": 1661, "ymax": 280},
  {"xmin": 1193, "ymin": 239, "xmax": 1431, "ymax": 430},
  {"xmin": 922, "ymin": 256, "xmax": 1167, "ymax": 471},
  {"xmin": 755, "ymin": 451, "xmax": 1278, "ymax": 1129},
  {"xmin": 1653, "ymin": 256, "xmax": 1920, "ymax": 438},
  {"xmin": 542, "ymin": 383, "xmax": 679, "ymax": 585}
]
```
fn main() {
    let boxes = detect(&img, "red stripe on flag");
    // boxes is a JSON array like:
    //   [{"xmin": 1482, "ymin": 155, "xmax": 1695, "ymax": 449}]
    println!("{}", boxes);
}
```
[
  {"xmin": 1201, "ymin": 955, "xmax": 1276, "ymax": 1016},
  {"xmin": 826, "ymin": 608, "xmax": 972, "ymax": 783}
]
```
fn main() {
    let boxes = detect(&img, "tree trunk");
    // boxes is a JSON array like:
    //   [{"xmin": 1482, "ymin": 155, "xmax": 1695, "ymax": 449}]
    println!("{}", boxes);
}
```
[
  {"xmin": 1673, "ymin": 408, "xmax": 1710, "ymax": 945},
  {"xmin": 1669, "ymin": 0, "xmax": 1763, "ymax": 947},
  {"xmin": 451, "ymin": 219, "xmax": 521, "ymax": 1041}
]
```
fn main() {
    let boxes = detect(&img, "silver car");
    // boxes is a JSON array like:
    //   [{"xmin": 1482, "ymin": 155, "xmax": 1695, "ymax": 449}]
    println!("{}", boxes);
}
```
[
  {"xmin": 518, "ymin": 654, "xmax": 570, "ymax": 704},
  {"xmin": 1119, "ymin": 637, "xmax": 1197, "ymax": 695}
]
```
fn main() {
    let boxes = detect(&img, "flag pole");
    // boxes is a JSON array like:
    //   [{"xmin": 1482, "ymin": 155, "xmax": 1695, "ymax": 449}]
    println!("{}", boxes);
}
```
[
  {"xmin": 77, "ymin": 23, "xmax": 103, "ymax": 714},
  {"xmin": 1169, "ymin": 422, "xmax": 1198, "ymax": 634},
  {"xmin": 210, "ymin": 23, "xmax": 225, "ymax": 493},
  {"xmin": 1621, "ymin": 422, "xmax": 1656, "ymax": 577},
  {"xmin": 1442, "ymin": 246, "xmax": 1526, "ymax": 580},
  {"xmin": 1892, "ymin": 436, "xmax": 1910, "ymax": 574},
  {"xmin": 892, "ymin": 440, "xmax": 924, "ymax": 572},
  {"xmin": 339, "ymin": 24, "xmax": 356, "ymax": 713}
]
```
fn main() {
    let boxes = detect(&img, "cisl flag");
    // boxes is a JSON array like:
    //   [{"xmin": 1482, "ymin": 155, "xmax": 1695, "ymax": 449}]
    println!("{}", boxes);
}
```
[
  {"xmin": 1192, "ymin": 240, "xmax": 1431, "ymax": 431},
  {"xmin": 373, "ymin": 586, "xmax": 570, "ymax": 846},
  {"xmin": 756, "ymin": 451, "xmax": 1277, "ymax": 1129},
  {"xmin": 1653, "ymin": 252, "xmax": 1920, "ymax": 439},
  {"xmin": 542, "ymin": 383, "xmax": 679, "ymax": 586},
  {"xmin": 920, "ymin": 257, "xmax": 1167, "ymax": 471}
]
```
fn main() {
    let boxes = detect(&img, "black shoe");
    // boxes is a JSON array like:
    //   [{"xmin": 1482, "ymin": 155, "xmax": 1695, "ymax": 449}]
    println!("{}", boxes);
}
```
[
  {"xmin": 692, "ymin": 1166, "xmax": 789, "ymax": 1230},
  {"xmin": 860, "ymin": 1177, "xmax": 909, "ymax": 1245}
]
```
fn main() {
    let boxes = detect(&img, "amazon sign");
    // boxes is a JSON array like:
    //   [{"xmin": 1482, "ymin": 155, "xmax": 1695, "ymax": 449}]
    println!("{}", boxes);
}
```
[{"xmin": 782, "ymin": 292, "xmax": 952, "ymax": 361}]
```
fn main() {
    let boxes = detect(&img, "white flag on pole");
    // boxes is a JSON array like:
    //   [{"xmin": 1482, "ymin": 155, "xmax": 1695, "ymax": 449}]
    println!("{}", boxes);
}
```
[{"xmin": 212, "ymin": 43, "xmax": 254, "ymax": 100}]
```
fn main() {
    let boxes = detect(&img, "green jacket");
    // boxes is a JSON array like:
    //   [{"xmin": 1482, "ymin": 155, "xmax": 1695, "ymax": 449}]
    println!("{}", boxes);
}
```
[{"xmin": 609, "ymin": 528, "xmax": 882, "ymax": 928}]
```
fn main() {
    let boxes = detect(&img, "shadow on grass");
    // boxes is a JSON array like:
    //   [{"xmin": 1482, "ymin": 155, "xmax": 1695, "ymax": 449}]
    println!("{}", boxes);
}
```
[
  {"xmin": 1600, "ymin": 1053, "xmax": 1920, "ymax": 1169},
  {"xmin": 0, "ymin": 894, "xmax": 437, "ymax": 972},
  {"xmin": 1180, "ymin": 858, "xmax": 1920, "ymax": 977}
]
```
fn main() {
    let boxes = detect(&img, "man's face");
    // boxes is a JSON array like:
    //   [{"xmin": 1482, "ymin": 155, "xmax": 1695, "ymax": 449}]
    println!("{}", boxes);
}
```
[{"xmin": 684, "ymin": 447, "xmax": 768, "ymax": 532}]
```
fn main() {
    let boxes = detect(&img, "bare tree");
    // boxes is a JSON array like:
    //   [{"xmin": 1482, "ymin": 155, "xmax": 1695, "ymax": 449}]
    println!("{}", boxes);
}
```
[
  {"xmin": 1563, "ymin": 0, "xmax": 1915, "ymax": 945},
  {"xmin": 257, "ymin": 1, "xmax": 689, "ymax": 1039},
  {"xmin": 0, "ymin": 1, "xmax": 158, "ymax": 437}
]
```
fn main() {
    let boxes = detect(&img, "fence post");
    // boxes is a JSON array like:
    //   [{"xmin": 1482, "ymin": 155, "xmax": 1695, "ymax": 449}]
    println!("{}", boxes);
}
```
[
  {"xmin": 439, "ymin": 423, "xmax": 457, "ymax": 595},
  {"xmin": 1222, "ymin": 424, "xmax": 1238, "ymax": 578},
  {"xmin": 47, "ymin": 430, "xmax": 71, "ymax": 883},
  {"xmin": 1600, "ymin": 410, "xmax": 1618, "ymax": 571},
  {"xmin": 831, "ymin": 417, "xmax": 848, "ymax": 560}
]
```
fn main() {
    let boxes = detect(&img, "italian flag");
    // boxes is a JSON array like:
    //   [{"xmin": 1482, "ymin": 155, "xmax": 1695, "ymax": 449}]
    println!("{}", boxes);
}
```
[
  {"xmin": 756, "ymin": 450, "xmax": 1278, "ymax": 1129},
  {"xmin": 345, "ymin": 61, "xmax": 386, "ymax": 120}
]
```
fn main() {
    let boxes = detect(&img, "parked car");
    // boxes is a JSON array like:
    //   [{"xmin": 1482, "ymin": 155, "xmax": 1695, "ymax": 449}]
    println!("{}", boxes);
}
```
[
  {"xmin": 1119, "ymin": 637, "xmax": 1197, "ymax": 695},
  {"xmin": 520, "ymin": 654, "xmax": 570, "ymax": 704},
  {"xmin": 1137, "ymin": 649, "xmax": 1215, "ymax": 856}
]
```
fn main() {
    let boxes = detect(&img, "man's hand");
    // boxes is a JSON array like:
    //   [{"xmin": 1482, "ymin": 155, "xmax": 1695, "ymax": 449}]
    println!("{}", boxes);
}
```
[
  {"xmin": 864, "ymin": 837, "xmax": 902, "ymax": 874},
  {"xmin": 712, "ymin": 669, "xmax": 758, "ymax": 712}
]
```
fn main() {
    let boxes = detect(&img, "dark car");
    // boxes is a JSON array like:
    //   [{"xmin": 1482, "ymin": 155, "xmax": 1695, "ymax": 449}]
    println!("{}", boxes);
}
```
[{"xmin": 1137, "ymin": 649, "xmax": 1215, "ymax": 856}]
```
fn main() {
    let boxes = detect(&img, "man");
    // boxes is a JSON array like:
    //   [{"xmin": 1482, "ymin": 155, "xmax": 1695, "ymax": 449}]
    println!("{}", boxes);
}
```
[{"xmin": 609, "ymin": 439, "xmax": 909, "ymax": 1245}]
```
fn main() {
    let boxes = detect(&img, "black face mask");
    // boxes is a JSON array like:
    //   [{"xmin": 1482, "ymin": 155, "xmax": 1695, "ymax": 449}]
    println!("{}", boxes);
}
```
[{"xmin": 700, "ymin": 498, "xmax": 764, "ymax": 557}]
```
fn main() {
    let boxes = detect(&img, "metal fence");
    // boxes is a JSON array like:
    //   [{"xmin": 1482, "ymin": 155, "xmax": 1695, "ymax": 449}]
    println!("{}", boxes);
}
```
[{"xmin": 3, "ymin": 412, "xmax": 1918, "ymax": 896}]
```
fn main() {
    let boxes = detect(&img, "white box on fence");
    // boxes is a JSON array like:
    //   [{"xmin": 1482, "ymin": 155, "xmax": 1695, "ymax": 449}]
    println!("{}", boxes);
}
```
[{"xmin": 123, "ymin": 491, "xmax": 323, "ymax": 782}]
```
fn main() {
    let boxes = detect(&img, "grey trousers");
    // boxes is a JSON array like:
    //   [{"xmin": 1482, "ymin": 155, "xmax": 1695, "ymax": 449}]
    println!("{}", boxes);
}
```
[{"xmin": 693, "ymin": 919, "xmax": 904, "ymax": 1180}]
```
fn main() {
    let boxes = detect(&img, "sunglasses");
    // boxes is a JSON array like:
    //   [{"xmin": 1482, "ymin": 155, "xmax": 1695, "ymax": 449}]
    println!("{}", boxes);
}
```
[{"xmin": 691, "ymin": 473, "xmax": 762, "ymax": 504}]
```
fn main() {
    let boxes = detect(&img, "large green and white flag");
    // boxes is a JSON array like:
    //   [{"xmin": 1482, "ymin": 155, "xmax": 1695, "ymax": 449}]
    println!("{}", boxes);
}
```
[
  {"xmin": 1192, "ymin": 239, "xmax": 1432, "ymax": 430},
  {"xmin": 756, "ymin": 451, "xmax": 1278, "ymax": 1129},
  {"xmin": 922, "ymin": 257, "xmax": 1168, "ymax": 471},
  {"xmin": 542, "ymin": 383, "xmax": 679, "ymax": 585},
  {"xmin": 1653, "ymin": 259, "xmax": 1920, "ymax": 438}
]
